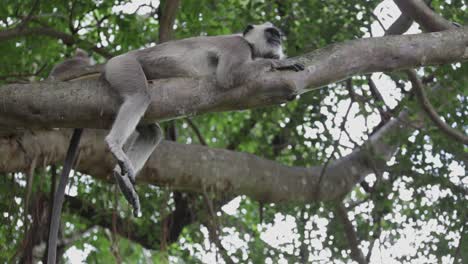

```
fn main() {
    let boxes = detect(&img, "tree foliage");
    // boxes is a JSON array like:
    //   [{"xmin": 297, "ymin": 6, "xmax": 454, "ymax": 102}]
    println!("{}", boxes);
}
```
[{"xmin": 0, "ymin": 0, "xmax": 466, "ymax": 263}]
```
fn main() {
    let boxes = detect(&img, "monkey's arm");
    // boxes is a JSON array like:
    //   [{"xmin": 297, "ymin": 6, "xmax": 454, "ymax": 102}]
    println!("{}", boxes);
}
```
[{"xmin": 217, "ymin": 54, "xmax": 304, "ymax": 89}]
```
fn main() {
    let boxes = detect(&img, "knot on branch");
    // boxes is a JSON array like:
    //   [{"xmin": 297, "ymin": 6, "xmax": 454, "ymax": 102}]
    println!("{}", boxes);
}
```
[{"xmin": 246, "ymin": 76, "xmax": 299, "ymax": 105}]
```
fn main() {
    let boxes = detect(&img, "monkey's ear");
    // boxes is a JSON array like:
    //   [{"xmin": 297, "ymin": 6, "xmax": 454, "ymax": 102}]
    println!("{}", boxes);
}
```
[
  {"xmin": 75, "ymin": 48, "xmax": 89, "ymax": 58},
  {"xmin": 243, "ymin": 24, "xmax": 254, "ymax": 36}
]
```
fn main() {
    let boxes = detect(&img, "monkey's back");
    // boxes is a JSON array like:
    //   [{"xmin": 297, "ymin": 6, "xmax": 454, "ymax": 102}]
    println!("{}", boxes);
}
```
[{"xmin": 132, "ymin": 35, "xmax": 251, "ymax": 80}]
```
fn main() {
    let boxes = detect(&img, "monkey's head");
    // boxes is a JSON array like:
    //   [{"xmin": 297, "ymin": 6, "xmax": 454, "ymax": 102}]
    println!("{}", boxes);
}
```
[
  {"xmin": 242, "ymin": 22, "xmax": 285, "ymax": 60},
  {"xmin": 75, "ymin": 48, "xmax": 89, "ymax": 58},
  {"xmin": 74, "ymin": 48, "xmax": 91, "ymax": 65}
]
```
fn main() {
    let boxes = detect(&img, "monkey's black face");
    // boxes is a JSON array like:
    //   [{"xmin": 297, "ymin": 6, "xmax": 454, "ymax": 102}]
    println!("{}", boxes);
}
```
[
  {"xmin": 265, "ymin": 27, "xmax": 282, "ymax": 46},
  {"xmin": 243, "ymin": 22, "xmax": 285, "ymax": 59},
  {"xmin": 243, "ymin": 24, "xmax": 283, "ymax": 46}
]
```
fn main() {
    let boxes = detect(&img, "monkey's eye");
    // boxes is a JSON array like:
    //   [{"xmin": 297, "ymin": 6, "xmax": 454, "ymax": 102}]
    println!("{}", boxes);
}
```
[
  {"xmin": 265, "ymin": 27, "xmax": 281, "ymax": 39},
  {"xmin": 243, "ymin": 24, "xmax": 254, "ymax": 36}
]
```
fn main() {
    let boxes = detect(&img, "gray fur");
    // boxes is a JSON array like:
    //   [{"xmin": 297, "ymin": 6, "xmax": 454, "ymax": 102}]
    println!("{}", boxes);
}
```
[
  {"xmin": 49, "ymin": 48, "xmax": 91, "ymax": 81},
  {"xmin": 104, "ymin": 22, "xmax": 303, "ymax": 215}
]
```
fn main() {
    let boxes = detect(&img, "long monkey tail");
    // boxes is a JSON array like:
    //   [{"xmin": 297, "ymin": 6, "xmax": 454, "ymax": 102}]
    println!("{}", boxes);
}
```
[{"xmin": 46, "ymin": 128, "xmax": 83, "ymax": 264}]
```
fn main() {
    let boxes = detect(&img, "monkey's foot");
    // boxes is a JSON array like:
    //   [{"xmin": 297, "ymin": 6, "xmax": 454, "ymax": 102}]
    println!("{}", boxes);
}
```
[
  {"xmin": 117, "ymin": 159, "xmax": 137, "ymax": 185},
  {"xmin": 113, "ymin": 169, "xmax": 141, "ymax": 217},
  {"xmin": 106, "ymin": 137, "xmax": 137, "ymax": 185}
]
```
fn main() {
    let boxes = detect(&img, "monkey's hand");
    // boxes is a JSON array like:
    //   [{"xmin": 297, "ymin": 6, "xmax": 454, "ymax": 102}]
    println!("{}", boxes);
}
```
[
  {"xmin": 114, "ymin": 168, "xmax": 141, "ymax": 217},
  {"xmin": 272, "ymin": 61, "xmax": 305, "ymax": 72}
]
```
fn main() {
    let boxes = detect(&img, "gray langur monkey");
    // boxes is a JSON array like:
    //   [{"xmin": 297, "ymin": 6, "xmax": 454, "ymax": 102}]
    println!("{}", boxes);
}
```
[
  {"xmin": 47, "ymin": 22, "xmax": 303, "ymax": 263},
  {"xmin": 104, "ymin": 22, "xmax": 304, "ymax": 218},
  {"xmin": 47, "ymin": 48, "xmax": 91, "ymax": 264}
]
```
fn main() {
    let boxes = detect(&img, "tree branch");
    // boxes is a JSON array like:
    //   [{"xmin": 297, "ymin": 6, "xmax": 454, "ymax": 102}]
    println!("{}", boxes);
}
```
[
  {"xmin": 0, "ymin": 103, "xmax": 415, "ymax": 204},
  {"xmin": 185, "ymin": 118, "xmax": 208, "ymax": 146},
  {"xmin": 335, "ymin": 203, "xmax": 367, "ymax": 264},
  {"xmin": 0, "ymin": 28, "xmax": 467, "ymax": 130},
  {"xmin": 393, "ymin": 0, "xmax": 456, "ymax": 32},
  {"xmin": 385, "ymin": 13, "xmax": 413, "ymax": 36},
  {"xmin": 406, "ymin": 69, "xmax": 468, "ymax": 145},
  {"xmin": 158, "ymin": 0, "xmax": 180, "ymax": 43}
]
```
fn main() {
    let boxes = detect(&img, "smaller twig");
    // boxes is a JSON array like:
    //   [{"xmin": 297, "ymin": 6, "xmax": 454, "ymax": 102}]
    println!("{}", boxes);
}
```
[
  {"xmin": 453, "ymin": 220, "xmax": 465, "ymax": 264},
  {"xmin": 68, "ymin": 1, "xmax": 77, "ymax": 34},
  {"xmin": 0, "ymin": 62, "xmax": 48, "ymax": 82},
  {"xmin": 60, "ymin": 226, "xmax": 97, "ymax": 247},
  {"xmin": 346, "ymin": 78, "xmax": 357, "ymax": 102},
  {"xmin": 367, "ymin": 77, "xmax": 388, "ymax": 114},
  {"xmin": 18, "ymin": 0, "xmax": 40, "ymax": 29},
  {"xmin": 315, "ymin": 102, "xmax": 353, "ymax": 198},
  {"xmin": 158, "ymin": 0, "xmax": 181, "ymax": 43},
  {"xmin": 202, "ymin": 187, "xmax": 234, "ymax": 264},
  {"xmin": 23, "ymin": 157, "xmax": 37, "ymax": 233},
  {"xmin": 406, "ymin": 69, "xmax": 468, "ymax": 145},
  {"xmin": 370, "ymin": 13, "xmax": 386, "ymax": 33},
  {"xmin": 366, "ymin": 216, "xmax": 382, "ymax": 262},
  {"xmin": 335, "ymin": 202, "xmax": 367, "ymax": 264},
  {"xmin": 393, "ymin": 0, "xmax": 455, "ymax": 32},
  {"xmin": 226, "ymin": 117, "xmax": 257, "ymax": 150},
  {"xmin": 185, "ymin": 118, "xmax": 207, "ymax": 146},
  {"xmin": 110, "ymin": 186, "xmax": 122, "ymax": 264},
  {"xmin": 385, "ymin": 13, "xmax": 413, "ymax": 36},
  {"xmin": 134, "ymin": 3, "xmax": 158, "ymax": 16},
  {"xmin": 345, "ymin": 197, "xmax": 369, "ymax": 210}
]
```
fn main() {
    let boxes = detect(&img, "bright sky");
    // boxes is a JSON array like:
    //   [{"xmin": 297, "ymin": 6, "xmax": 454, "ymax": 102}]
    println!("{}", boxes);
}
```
[{"xmin": 59, "ymin": 0, "xmax": 465, "ymax": 263}]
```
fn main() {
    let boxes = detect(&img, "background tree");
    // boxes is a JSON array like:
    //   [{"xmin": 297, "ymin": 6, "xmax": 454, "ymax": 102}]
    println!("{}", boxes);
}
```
[{"xmin": 0, "ymin": 0, "xmax": 466, "ymax": 263}]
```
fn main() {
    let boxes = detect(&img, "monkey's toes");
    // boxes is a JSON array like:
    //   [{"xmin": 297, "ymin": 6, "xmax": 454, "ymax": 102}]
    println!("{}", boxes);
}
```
[
  {"xmin": 128, "ymin": 168, "xmax": 136, "ymax": 185},
  {"xmin": 117, "ymin": 160, "xmax": 128, "ymax": 175},
  {"xmin": 117, "ymin": 160, "xmax": 136, "ymax": 185},
  {"xmin": 113, "ymin": 170, "xmax": 141, "ymax": 217},
  {"xmin": 133, "ymin": 206, "xmax": 142, "ymax": 217}
]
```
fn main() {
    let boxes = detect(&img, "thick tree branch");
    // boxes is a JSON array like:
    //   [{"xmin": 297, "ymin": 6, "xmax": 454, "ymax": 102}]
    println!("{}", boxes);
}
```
[
  {"xmin": 0, "ymin": 105, "xmax": 414, "ymax": 203},
  {"xmin": 394, "ymin": 0, "xmax": 456, "ymax": 32},
  {"xmin": 0, "ymin": 28, "xmax": 467, "ymax": 131},
  {"xmin": 406, "ymin": 69, "xmax": 468, "ymax": 145}
]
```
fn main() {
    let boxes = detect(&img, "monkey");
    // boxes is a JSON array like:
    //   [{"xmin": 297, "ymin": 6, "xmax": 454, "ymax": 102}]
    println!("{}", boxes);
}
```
[
  {"xmin": 46, "ymin": 48, "xmax": 91, "ymax": 264},
  {"xmin": 46, "ymin": 22, "xmax": 303, "ymax": 263},
  {"xmin": 103, "ymin": 22, "xmax": 304, "ymax": 218},
  {"xmin": 104, "ymin": 22, "xmax": 304, "ymax": 214}
]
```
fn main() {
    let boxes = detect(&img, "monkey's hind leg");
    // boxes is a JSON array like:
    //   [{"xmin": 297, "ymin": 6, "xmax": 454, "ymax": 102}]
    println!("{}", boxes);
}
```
[
  {"xmin": 105, "ymin": 95, "xmax": 152, "ymax": 176},
  {"xmin": 113, "ymin": 123, "xmax": 162, "ymax": 216},
  {"xmin": 126, "ymin": 123, "xmax": 163, "ymax": 180},
  {"xmin": 105, "ymin": 56, "xmax": 152, "ymax": 215}
]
